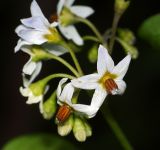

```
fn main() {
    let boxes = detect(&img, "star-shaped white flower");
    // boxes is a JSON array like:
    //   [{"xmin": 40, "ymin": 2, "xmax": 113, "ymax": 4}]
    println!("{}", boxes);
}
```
[
  {"xmin": 56, "ymin": 78, "xmax": 99, "ymax": 123},
  {"xmin": 57, "ymin": 0, "xmax": 94, "ymax": 45},
  {"xmin": 72, "ymin": 45, "xmax": 131, "ymax": 109},
  {"xmin": 15, "ymin": 0, "xmax": 58, "ymax": 52},
  {"xmin": 20, "ymin": 76, "xmax": 49, "ymax": 114}
]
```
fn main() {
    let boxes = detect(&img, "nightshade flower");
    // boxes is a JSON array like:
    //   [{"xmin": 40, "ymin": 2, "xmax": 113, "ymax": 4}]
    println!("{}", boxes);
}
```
[
  {"xmin": 20, "ymin": 76, "xmax": 49, "ymax": 114},
  {"xmin": 72, "ymin": 45, "xmax": 131, "ymax": 110},
  {"xmin": 15, "ymin": 0, "xmax": 61, "ymax": 51},
  {"xmin": 57, "ymin": 0, "xmax": 94, "ymax": 45},
  {"xmin": 56, "ymin": 78, "xmax": 99, "ymax": 124},
  {"xmin": 20, "ymin": 47, "xmax": 42, "ymax": 87}
]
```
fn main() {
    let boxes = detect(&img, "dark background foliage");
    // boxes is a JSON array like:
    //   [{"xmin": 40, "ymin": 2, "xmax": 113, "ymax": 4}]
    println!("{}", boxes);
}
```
[{"xmin": 0, "ymin": 0, "xmax": 160, "ymax": 149}]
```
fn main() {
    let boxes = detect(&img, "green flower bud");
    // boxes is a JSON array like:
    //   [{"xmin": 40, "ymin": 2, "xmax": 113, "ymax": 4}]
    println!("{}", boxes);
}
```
[
  {"xmin": 42, "ymin": 91, "xmax": 57, "ymax": 120},
  {"xmin": 73, "ymin": 117, "xmax": 86, "ymax": 142},
  {"xmin": 88, "ymin": 44, "xmax": 98, "ymax": 63},
  {"xmin": 59, "ymin": 7, "xmax": 79, "ymax": 27},
  {"xmin": 58, "ymin": 115, "xmax": 74, "ymax": 136},
  {"xmin": 117, "ymin": 38, "xmax": 139, "ymax": 59},
  {"xmin": 118, "ymin": 28, "xmax": 136, "ymax": 45},
  {"xmin": 84, "ymin": 121, "xmax": 92, "ymax": 137},
  {"xmin": 115, "ymin": 0, "xmax": 130, "ymax": 15}
]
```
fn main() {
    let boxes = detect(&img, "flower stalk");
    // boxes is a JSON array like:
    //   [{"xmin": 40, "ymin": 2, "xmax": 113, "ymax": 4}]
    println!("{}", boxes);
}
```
[{"xmin": 101, "ymin": 106, "xmax": 133, "ymax": 150}]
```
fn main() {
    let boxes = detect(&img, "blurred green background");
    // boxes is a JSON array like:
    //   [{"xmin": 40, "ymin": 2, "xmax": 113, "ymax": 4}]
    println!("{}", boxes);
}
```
[{"xmin": 0, "ymin": 0, "xmax": 160, "ymax": 149}]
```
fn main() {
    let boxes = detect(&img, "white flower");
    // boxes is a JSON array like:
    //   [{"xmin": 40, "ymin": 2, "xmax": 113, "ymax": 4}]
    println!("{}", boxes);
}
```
[
  {"xmin": 15, "ymin": 0, "xmax": 59, "ymax": 52},
  {"xmin": 56, "ymin": 78, "xmax": 99, "ymax": 123},
  {"xmin": 21, "ymin": 47, "xmax": 42, "ymax": 87},
  {"xmin": 20, "ymin": 86, "xmax": 43, "ymax": 104},
  {"xmin": 72, "ymin": 45, "xmax": 131, "ymax": 110},
  {"xmin": 19, "ymin": 43, "xmax": 67, "ymax": 87},
  {"xmin": 57, "ymin": 0, "xmax": 94, "ymax": 45},
  {"xmin": 20, "ymin": 77, "xmax": 49, "ymax": 113}
]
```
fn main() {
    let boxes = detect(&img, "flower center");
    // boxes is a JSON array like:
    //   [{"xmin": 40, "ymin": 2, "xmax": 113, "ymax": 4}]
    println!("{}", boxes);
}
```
[
  {"xmin": 99, "ymin": 72, "xmax": 119, "ymax": 95},
  {"xmin": 56, "ymin": 104, "xmax": 72, "ymax": 124},
  {"xmin": 105, "ymin": 78, "xmax": 119, "ymax": 95}
]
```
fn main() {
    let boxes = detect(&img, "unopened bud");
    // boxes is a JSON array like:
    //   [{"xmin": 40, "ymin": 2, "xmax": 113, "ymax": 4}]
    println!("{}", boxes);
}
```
[
  {"xmin": 115, "ymin": 0, "xmax": 130, "ymax": 15},
  {"xmin": 84, "ymin": 121, "xmax": 92, "ymax": 137},
  {"xmin": 88, "ymin": 44, "xmax": 98, "ymax": 63},
  {"xmin": 42, "ymin": 91, "xmax": 57, "ymax": 119},
  {"xmin": 58, "ymin": 115, "xmax": 73, "ymax": 136},
  {"xmin": 117, "ymin": 38, "xmax": 139, "ymax": 59},
  {"xmin": 118, "ymin": 28, "xmax": 136, "ymax": 45},
  {"xmin": 73, "ymin": 117, "xmax": 86, "ymax": 142}
]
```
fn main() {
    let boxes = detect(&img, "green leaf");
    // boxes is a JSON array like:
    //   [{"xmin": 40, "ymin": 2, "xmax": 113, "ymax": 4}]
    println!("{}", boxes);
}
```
[
  {"xmin": 138, "ymin": 14, "xmax": 160, "ymax": 50},
  {"xmin": 2, "ymin": 133, "xmax": 77, "ymax": 150}
]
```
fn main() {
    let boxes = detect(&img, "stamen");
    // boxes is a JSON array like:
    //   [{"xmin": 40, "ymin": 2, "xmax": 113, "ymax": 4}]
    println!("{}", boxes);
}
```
[
  {"xmin": 56, "ymin": 104, "xmax": 72, "ymax": 124},
  {"xmin": 105, "ymin": 78, "xmax": 119, "ymax": 95},
  {"xmin": 49, "ymin": 13, "xmax": 58, "ymax": 22}
]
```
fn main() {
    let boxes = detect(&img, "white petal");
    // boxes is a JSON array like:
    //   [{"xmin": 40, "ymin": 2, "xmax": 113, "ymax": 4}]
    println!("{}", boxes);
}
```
[
  {"xmin": 57, "ymin": 78, "xmax": 68, "ymax": 98},
  {"xmin": 21, "ymin": 47, "xmax": 33, "ymax": 55},
  {"xmin": 70, "ymin": 6, "xmax": 94, "ymax": 18},
  {"xmin": 72, "ymin": 104, "xmax": 98, "ymax": 118},
  {"xmin": 115, "ymin": 79, "xmax": 126, "ymax": 95},
  {"xmin": 43, "ymin": 43, "xmax": 68, "ymax": 56},
  {"xmin": 59, "ymin": 83, "xmax": 74, "ymax": 105},
  {"xmin": 57, "ymin": 0, "xmax": 65, "ymax": 15},
  {"xmin": 112, "ymin": 54, "xmax": 131, "ymax": 80},
  {"xmin": 91, "ymin": 86, "xmax": 107, "ymax": 109},
  {"xmin": 19, "ymin": 87, "xmax": 30, "ymax": 97},
  {"xmin": 39, "ymin": 99, "xmax": 44, "ymax": 114},
  {"xmin": 18, "ymin": 29, "xmax": 47, "ymax": 44},
  {"xmin": 22, "ymin": 73, "xmax": 30, "ymax": 87},
  {"xmin": 23, "ymin": 58, "xmax": 36, "ymax": 75},
  {"xmin": 59, "ymin": 25, "xmax": 83, "ymax": 45},
  {"xmin": 29, "ymin": 62, "xmax": 42, "ymax": 84},
  {"xmin": 14, "ymin": 39, "xmax": 32, "ymax": 53},
  {"xmin": 21, "ymin": 16, "xmax": 49, "ymax": 32},
  {"xmin": 71, "ymin": 73, "xmax": 99, "ymax": 90},
  {"xmin": 50, "ymin": 21, "xmax": 58, "ymax": 27},
  {"xmin": 65, "ymin": 0, "xmax": 75, "ymax": 7},
  {"xmin": 30, "ymin": 0, "xmax": 46, "ymax": 20},
  {"xmin": 97, "ymin": 45, "xmax": 114, "ymax": 76},
  {"xmin": 26, "ymin": 95, "xmax": 43, "ymax": 104},
  {"xmin": 15, "ymin": 25, "xmax": 27, "ymax": 34}
]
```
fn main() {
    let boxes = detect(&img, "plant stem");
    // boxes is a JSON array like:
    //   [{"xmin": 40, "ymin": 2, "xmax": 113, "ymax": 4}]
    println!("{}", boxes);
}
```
[
  {"xmin": 46, "ymin": 53, "xmax": 80, "ymax": 77},
  {"xmin": 43, "ymin": 73, "xmax": 76, "ymax": 83},
  {"xmin": 109, "ymin": 13, "xmax": 121, "ymax": 53},
  {"xmin": 78, "ymin": 18, "xmax": 104, "ymax": 44},
  {"xmin": 61, "ymin": 42, "xmax": 84, "ymax": 76},
  {"xmin": 101, "ymin": 107, "xmax": 134, "ymax": 150},
  {"xmin": 83, "ymin": 36, "xmax": 100, "ymax": 43}
]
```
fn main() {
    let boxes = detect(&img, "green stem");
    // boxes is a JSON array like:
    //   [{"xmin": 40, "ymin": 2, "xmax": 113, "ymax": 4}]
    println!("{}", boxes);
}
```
[
  {"xmin": 61, "ymin": 42, "xmax": 84, "ymax": 76},
  {"xmin": 43, "ymin": 73, "xmax": 76, "ymax": 83},
  {"xmin": 46, "ymin": 53, "xmax": 80, "ymax": 77},
  {"xmin": 109, "ymin": 13, "xmax": 121, "ymax": 53},
  {"xmin": 83, "ymin": 36, "xmax": 100, "ymax": 43},
  {"xmin": 78, "ymin": 18, "xmax": 104, "ymax": 44},
  {"xmin": 101, "ymin": 107, "xmax": 134, "ymax": 150}
]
